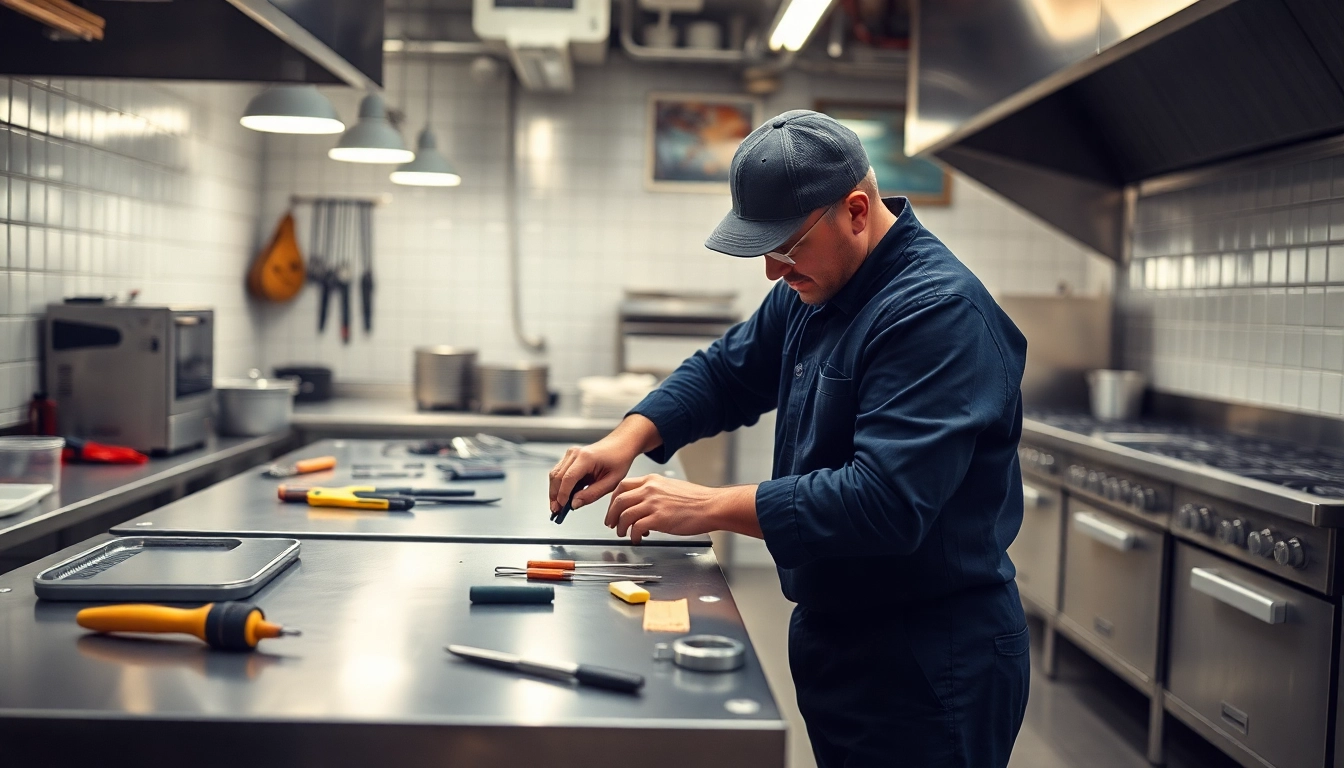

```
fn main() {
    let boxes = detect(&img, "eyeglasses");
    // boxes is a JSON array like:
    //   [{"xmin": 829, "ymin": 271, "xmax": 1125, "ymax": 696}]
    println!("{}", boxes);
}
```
[{"xmin": 764, "ymin": 204, "xmax": 834, "ymax": 265}]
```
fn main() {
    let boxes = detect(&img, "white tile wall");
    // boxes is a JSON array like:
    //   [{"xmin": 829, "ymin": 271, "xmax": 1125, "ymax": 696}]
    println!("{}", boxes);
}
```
[
  {"xmin": 1121, "ymin": 152, "xmax": 1344, "ymax": 418},
  {"xmin": 0, "ymin": 77, "xmax": 265, "ymax": 428},
  {"xmin": 256, "ymin": 54, "xmax": 1112, "ymax": 400}
]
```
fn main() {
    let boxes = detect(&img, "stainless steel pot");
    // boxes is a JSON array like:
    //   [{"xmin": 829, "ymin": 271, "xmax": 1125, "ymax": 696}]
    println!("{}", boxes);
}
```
[
  {"xmin": 215, "ymin": 371, "xmax": 297, "ymax": 436},
  {"xmin": 477, "ymin": 362, "xmax": 549, "ymax": 415},
  {"xmin": 1086, "ymin": 369, "xmax": 1147, "ymax": 421},
  {"xmin": 414, "ymin": 347, "xmax": 477, "ymax": 410}
]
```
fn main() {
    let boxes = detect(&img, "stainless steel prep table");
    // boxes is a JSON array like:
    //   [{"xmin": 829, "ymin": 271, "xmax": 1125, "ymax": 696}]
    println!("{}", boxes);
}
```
[
  {"xmin": 0, "ymin": 432, "xmax": 294, "ymax": 557},
  {"xmin": 0, "ymin": 536, "xmax": 785, "ymax": 768},
  {"xmin": 110, "ymin": 439, "xmax": 711, "ymax": 547}
]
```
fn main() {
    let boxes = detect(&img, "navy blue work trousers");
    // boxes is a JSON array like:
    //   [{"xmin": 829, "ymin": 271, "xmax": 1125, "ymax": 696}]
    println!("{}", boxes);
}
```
[{"xmin": 789, "ymin": 581, "xmax": 1030, "ymax": 767}]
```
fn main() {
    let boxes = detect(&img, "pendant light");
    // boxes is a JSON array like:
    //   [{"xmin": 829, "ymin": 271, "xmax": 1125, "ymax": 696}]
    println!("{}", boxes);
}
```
[
  {"xmin": 391, "ymin": 58, "xmax": 461, "ymax": 187},
  {"xmin": 329, "ymin": 93, "xmax": 414, "ymax": 164},
  {"xmin": 240, "ymin": 84, "xmax": 344, "ymax": 134},
  {"xmin": 391, "ymin": 128, "xmax": 462, "ymax": 186}
]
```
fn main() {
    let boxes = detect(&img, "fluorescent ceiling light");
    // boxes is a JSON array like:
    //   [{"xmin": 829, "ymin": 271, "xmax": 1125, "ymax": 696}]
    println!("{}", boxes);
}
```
[
  {"xmin": 769, "ymin": 0, "xmax": 835, "ymax": 52},
  {"xmin": 241, "ymin": 85, "xmax": 344, "ymax": 135},
  {"xmin": 329, "ymin": 93, "xmax": 414, "ymax": 164},
  {"xmin": 390, "ymin": 127, "xmax": 462, "ymax": 187}
]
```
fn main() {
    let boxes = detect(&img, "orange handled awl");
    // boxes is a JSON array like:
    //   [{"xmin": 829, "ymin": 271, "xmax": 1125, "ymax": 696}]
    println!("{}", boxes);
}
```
[
  {"xmin": 76, "ymin": 602, "xmax": 301, "ymax": 651},
  {"xmin": 526, "ymin": 560, "xmax": 654, "ymax": 570},
  {"xmin": 261, "ymin": 455, "xmax": 337, "ymax": 478},
  {"xmin": 494, "ymin": 566, "xmax": 662, "ymax": 583}
]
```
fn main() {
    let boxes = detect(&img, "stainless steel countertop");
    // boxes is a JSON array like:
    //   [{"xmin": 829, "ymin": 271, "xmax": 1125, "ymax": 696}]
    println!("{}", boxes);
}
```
[
  {"xmin": 0, "ymin": 536, "xmax": 785, "ymax": 767},
  {"xmin": 293, "ymin": 398, "xmax": 622, "ymax": 443},
  {"xmin": 1022, "ymin": 418, "xmax": 1344, "ymax": 527},
  {"xmin": 111, "ymin": 439, "xmax": 711, "ymax": 547},
  {"xmin": 0, "ymin": 432, "xmax": 294, "ymax": 552}
]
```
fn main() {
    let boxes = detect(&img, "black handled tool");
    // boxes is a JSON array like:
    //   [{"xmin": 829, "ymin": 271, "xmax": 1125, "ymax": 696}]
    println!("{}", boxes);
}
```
[
  {"xmin": 360, "ymin": 201, "xmax": 374, "ymax": 333},
  {"xmin": 446, "ymin": 644, "xmax": 644, "ymax": 693},
  {"xmin": 551, "ymin": 476, "xmax": 591, "ymax": 525}
]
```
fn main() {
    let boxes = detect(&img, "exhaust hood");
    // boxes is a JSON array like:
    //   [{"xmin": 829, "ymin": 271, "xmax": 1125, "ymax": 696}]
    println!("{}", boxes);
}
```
[
  {"xmin": 0, "ymin": 0, "xmax": 384, "ymax": 88},
  {"xmin": 908, "ymin": 0, "xmax": 1344, "ymax": 261}
]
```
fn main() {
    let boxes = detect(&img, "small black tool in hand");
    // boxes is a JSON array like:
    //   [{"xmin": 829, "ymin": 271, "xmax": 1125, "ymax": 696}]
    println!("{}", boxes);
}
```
[{"xmin": 551, "ymin": 476, "xmax": 591, "ymax": 525}]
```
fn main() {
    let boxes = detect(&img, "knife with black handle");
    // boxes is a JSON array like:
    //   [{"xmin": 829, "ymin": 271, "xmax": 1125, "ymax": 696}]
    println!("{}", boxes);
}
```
[{"xmin": 446, "ymin": 644, "xmax": 644, "ymax": 693}]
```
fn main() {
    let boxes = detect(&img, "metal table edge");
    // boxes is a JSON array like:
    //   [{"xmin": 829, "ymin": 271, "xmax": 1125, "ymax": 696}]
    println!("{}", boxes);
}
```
[
  {"xmin": 106, "ymin": 526, "xmax": 715, "ymax": 547},
  {"xmin": 0, "ymin": 708, "xmax": 788, "ymax": 729}
]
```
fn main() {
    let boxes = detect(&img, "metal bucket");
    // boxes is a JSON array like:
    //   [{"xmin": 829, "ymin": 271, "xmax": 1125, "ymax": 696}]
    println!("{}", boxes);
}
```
[
  {"xmin": 477, "ymin": 362, "xmax": 549, "ymax": 415},
  {"xmin": 1086, "ymin": 370, "xmax": 1147, "ymax": 422},
  {"xmin": 414, "ymin": 347, "xmax": 477, "ymax": 410},
  {"xmin": 216, "ymin": 373, "xmax": 297, "ymax": 436}
]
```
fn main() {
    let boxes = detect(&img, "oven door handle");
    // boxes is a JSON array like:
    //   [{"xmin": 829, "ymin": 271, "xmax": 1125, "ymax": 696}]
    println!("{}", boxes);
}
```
[
  {"xmin": 1190, "ymin": 567, "xmax": 1287, "ymax": 624},
  {"xmin": 1073, "ymin": 511, "xmax": 1138, "ymax": 551}
]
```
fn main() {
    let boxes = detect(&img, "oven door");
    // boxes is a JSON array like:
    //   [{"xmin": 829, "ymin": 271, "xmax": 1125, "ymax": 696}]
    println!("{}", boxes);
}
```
[
  {"xmin": 172, "ymin": 312, "xmax": 213, "ymax": 401},
  {"xmin": 1060, "ymin": 499, "xmax": 1166, "ymax": 684},
  {"xmin": 1009, "ymin": 476, "xmax": 1062, "ymax": 614},
  {"xmin": 1168, "ymin": 542, "xmax": 1333, "ymax": 768}
]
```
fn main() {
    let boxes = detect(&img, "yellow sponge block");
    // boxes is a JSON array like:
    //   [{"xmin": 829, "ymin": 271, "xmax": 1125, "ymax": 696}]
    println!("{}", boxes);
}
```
[{"xmin": 609, "ymin": 580, "xmax": 651, "ymax": 604}]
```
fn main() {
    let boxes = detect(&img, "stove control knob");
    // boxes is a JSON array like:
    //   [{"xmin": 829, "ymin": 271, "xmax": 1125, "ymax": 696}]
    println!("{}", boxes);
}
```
[
  {"xmin": 1104, "ymin": 477, "xmax": 1121, "ymax": 500},
  {"xmin": 1247, "ymin": 529, "xmax": 1276, "ymax": 558},
  {"xmin": 1273, "ymin": 538, "xmax": 1307, "ymax": 569},
  {"xmin": 1118, "ymin": 480, "xmax": 1133, "ymax": 503},
  {"xmin": 1217, "ymin": 519, "xmax": 1246, "ymax": 547},
  {"xmin": 1087, "ymin": 471, "xmax": 1103, "ymax": 493},
  {"xmin": 1068, "ymin": 466, "xmax": 1085, "ymax": 487},
  {"xmin": 1132, "ymin": 488, "xmax": 1158, "ymax": 512},
  {"xmin": 1176, "ymin": 504, "xmax": 1196, "ymax": 530},
  {"xmin": 1040, "ymin": 454, "xmax": 1057, "ymax": 474},
  {"xmin": 1196, "ymin": 506, "xmax": 1215, "ymax": 534}
]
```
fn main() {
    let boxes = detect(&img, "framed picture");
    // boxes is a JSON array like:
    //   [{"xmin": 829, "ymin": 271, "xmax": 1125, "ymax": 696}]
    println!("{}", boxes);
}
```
[
  {"xmin": 646, "ymin": 92, "xmax": 762, "ymax": 193},
  {"xmin": 815, "ymin": 101, "xmax": 952, "ymax": 206}
]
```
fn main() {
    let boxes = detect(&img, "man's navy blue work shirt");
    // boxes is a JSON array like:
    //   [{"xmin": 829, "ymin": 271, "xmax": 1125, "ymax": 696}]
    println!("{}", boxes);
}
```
[{"xmin": 631, "ymin": 197, "xmax": 1029, "ymax": 611}]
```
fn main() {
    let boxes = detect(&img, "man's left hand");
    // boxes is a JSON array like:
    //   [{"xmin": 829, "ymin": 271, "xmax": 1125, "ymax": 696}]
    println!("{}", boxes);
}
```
[{"xmin": 606, "ymin": 476, "xmax": 761, "ymax": 544}]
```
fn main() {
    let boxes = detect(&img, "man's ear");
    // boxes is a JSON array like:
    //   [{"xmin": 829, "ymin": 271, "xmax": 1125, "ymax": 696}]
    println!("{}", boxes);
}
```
[{"xmin": 845, "ymin": 190, "xmax": 871, "ymax": 235}]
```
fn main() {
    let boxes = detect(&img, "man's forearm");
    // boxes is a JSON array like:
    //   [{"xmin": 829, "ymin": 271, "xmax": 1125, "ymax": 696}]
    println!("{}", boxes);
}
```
[
  {"xmin": 611, "ymin": 413, "xmax": 664, "ymax": 456},
  {"xmin": 712, "ymin": 484, "xmax": 764, "ymax": 539}
]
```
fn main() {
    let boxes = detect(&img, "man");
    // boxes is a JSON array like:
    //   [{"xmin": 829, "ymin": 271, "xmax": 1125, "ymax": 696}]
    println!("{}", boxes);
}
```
[{"xmin": 548, "ymin": 110, "xmax": 1030, "ymax": 767}]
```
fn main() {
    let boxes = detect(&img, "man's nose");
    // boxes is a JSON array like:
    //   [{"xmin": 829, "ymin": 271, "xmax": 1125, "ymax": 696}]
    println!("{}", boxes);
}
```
[{"xmin": 765, "ymin": 257, "xmax": 790, "ymax": 281}]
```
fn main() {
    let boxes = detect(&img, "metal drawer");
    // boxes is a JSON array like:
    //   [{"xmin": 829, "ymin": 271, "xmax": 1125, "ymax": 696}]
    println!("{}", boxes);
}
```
[
  {"xmin": 1009, "ymin": 477, "xmax": 1063, "ymax": 613},
  {"xmin": 1061, "ymin": 499, "xmax": 1166, "ymax": 683},
  {"xmin": 1169, "ymin": 542, "xmax": 1333, "ymax": 768}
]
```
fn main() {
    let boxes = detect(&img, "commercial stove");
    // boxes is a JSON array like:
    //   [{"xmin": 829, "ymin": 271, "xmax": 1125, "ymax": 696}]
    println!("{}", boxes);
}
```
[{"xmin": 1017, "ymin": 412, "xmax": 1344, "ymax": 768}]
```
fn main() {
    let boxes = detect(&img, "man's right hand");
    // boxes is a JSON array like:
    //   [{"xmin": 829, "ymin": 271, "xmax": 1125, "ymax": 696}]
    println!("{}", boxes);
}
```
[{"xmin": 548, "ymin": 414, "xmax": 663, "ymax": 514}]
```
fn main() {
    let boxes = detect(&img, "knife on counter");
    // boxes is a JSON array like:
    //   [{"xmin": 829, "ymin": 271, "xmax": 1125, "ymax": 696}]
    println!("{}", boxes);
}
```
[{"xmin": 446, "ymin": 644, "xmax": 645, "ymax": 693}]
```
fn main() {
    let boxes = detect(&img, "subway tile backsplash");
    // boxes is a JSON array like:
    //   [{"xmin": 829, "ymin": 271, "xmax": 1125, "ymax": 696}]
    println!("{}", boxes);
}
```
[
  {"xmin": 1122, "ymin": 149, "xmax": 1344, "ymax": 418},
  {"xmin": 0, "ymin": 78, "xmax": 263, "ymax": 429}
]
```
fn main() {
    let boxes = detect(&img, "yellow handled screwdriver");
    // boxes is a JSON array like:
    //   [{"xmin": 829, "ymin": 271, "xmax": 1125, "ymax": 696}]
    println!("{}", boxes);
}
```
[{"xmin": 76, "ymin": 602, "xmax": 301, "ymax": 651}]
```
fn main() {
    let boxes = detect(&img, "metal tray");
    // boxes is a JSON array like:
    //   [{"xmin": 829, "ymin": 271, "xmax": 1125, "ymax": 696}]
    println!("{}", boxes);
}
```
[{"xmin": 34, "ymin": 536, "xmax": 300, "ymax": 602}]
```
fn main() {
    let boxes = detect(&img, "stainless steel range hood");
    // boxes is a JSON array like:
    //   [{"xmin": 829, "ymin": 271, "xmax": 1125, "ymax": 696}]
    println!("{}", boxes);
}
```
[{"xmin": 907, "ymin": 0, "xmax": 1344, "ymax": 261}]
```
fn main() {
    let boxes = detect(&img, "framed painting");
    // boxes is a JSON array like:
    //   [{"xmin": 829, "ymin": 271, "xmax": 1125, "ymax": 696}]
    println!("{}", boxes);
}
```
[
  {"xmin": 815, "ymin": 101, "xmax": 952, "ymax": 205},
  {"xmin": 646, "ymin": 92, "xmax": 762, "ymax": 193}
]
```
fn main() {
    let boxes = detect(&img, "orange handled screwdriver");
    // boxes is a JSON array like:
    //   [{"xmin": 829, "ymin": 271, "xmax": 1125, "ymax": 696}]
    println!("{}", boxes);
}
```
[
  {"xmin": 494, "ymin": 566, "xmax": 662, "ymax": 583},
  {"xmin": 76, "ymin": 602, "xmax": 301, "ymax": 651},
  {"xmin": 261, "ymin": 456, "xmax": 337, "ymax": 478},
  {"xmin": 526, "ymin": 560, "xmax": 654, "ymax": 570}
]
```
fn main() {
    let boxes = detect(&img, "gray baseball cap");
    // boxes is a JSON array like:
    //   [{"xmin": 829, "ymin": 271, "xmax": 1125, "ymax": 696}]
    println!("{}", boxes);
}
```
[{"xmin": 705, "ymin": 109, "xmax": 871, "ymax": 258}]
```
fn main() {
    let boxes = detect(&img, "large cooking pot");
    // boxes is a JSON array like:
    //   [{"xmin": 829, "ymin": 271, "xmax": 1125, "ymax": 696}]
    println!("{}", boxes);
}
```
[
  {"xmin": 216, "ymin": 370, "xmax": 298, "ymax": 436},
  {"xmin": 476, "ymin": 362, "xmax": 549, "ymax": 415},
  {"xmin": 415, "ymin": 347, "xmax": 477, "ymax": 410}
]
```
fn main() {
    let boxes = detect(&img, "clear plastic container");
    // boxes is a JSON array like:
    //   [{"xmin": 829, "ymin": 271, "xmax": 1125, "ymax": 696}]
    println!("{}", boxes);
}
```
[{"xmin": 0, "ymin": 436, "xmax": 65, "ymax": 492}]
